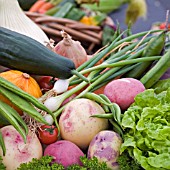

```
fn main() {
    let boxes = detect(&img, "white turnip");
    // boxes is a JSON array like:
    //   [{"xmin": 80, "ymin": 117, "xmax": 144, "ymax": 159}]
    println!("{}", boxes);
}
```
[
  {"xmin": 59, "ymin": 98, "xmax": 109, "ymax": 150},
  {"xmin": 0, "ymin": 125, "xmax": 42, "ymax": 170}
]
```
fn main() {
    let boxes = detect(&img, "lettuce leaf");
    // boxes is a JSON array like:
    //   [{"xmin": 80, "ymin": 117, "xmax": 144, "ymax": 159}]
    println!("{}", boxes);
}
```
[
  {"xmin": 121, "ymin": 88, "xmax": 170, "ymax": 170},
  {"xmin": 152, "ymin": 78, "xmax": 170, "ymax": 94}
]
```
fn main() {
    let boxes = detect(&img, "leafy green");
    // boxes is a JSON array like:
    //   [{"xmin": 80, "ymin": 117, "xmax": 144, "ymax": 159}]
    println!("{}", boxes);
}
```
[
  {"xmin": 152, "ymin": 78, "xmax": 170, "ymax": 94},
  {"xmin": 120, "ymin": 88, "xmax": 170, "ymax": 170},
  {"xmin": 117, "ymin": 150, "xmax": 142, "ymax": 170},
  {"xmin": 0, "ymin": 156, "xmax": 5, "ymax": 170},
  {"xmin": 17, "ymin": 155, "xmax": 111, "ymax": 170},
  {"xmin": 17, "ymin": 156, "xmax": 64, "ymax": 170}
]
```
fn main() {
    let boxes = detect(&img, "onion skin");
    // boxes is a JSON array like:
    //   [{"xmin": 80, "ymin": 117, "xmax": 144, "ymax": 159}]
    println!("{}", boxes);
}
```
[{"xmin": 54, "ymin": 31, "xmax": 87, "ymax": 68}]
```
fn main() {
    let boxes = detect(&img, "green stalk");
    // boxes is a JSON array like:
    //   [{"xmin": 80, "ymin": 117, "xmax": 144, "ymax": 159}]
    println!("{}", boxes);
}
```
[
  {"xmin": 107, "ymin": 36, "xmax": 154, "ymax": 61},
  {"xmin": 71, "ymin": 70, "xmax": 89, "ymax": 82},
  {"xmin": 90, "ymin": 63, "xmax": 140, "ymax": 89},
  {"xmin": 69, "ymin": 31, "xmax": 155, "ymax": 83},
  {"xmin": 80, "ymin": 56, "xmax": 161, "ymax": 75},
  {"xmin": 70, "ymin": 39, "xmax": 147, "ymax": 85},
  {"xmin": 0, "ymin": 132, "xmax": 6, "ymax": 156},
  {"xmin": 113, "ymin": 29, "xmax": 162, "ymax": 48},
  {"xmin": 76, "ymin": 30, "xmax": 128, "ymax": 71},
  {"xmin": 76, "ymin": 56, "xmax": 160, "ymax": 97}
]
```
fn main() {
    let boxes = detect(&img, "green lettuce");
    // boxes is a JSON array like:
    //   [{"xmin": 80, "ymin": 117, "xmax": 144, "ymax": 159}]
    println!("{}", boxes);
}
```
[
  {"xmin": 120, "ymin": 88, "xmax": 170, "ymax": 170},
  {"xmin": 152, "ymin": 78, "xmax": 170, "ymax": 94}
]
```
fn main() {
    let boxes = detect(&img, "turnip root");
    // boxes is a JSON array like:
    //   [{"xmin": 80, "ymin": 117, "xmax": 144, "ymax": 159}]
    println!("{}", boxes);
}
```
[
  {"xmin": 104, "ymin": 78, "xmax": 145, "ymax": 110},
  {"xmin": 87, "ymin": 130, "xmax": 122, "ymax": 170},
  {"xmin": 44, "ymin": 140, "xmax": 84, "ymax": 168},
  {"xmin": 0, "ymin": 125, "xmax": 42, "ymax": 170},
  {"xmin": 59, "ymin": 98, "xmax": 109, "ymax": 150}
]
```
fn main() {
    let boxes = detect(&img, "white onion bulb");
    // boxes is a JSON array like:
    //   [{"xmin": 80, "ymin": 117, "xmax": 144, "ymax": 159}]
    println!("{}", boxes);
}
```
[{"xmin": 53, "ymin": 79, "xmax": 69, "ymax": 94}]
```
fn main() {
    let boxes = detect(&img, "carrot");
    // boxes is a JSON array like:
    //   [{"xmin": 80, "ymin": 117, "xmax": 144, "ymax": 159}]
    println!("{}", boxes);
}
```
[
  {"xmin": 29, "ymin": 0, "xmax": 46, "ymax": 13},
  {"xmin": 38, "ymin": 2, "xmax": 55, "ymax": 14}
]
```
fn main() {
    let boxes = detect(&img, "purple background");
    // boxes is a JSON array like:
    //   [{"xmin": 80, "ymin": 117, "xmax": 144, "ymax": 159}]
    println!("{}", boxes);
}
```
[{"xmin": 109, "ymin": 0, "xmax": 170, "ymax": 33}]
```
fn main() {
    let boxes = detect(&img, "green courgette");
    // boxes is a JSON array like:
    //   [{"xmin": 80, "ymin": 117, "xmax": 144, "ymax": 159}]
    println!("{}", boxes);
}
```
[{"xmin": 0, "ymin": 27, "xmax": 75, "ymax": 79}]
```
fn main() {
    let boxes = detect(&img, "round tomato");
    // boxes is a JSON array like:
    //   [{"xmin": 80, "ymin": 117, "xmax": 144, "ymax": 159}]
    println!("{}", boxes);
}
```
[{"xmin": 38, "ymin": 125, "xmax": 58, "ymax": 145}]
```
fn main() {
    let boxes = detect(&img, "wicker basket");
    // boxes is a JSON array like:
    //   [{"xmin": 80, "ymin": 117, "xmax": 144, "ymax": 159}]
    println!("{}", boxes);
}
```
[{"xmin": 25, "ymin": 11, "xmax": 105, "ymax": 54}]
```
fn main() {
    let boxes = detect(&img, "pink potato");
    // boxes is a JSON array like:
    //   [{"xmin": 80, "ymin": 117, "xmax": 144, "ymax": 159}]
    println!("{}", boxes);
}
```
[
  {"xmin": 59, "ymin": 98, "xmax": 109, "ymax": 150},
  {"xmin": 44, "ymin": 140, "xmax": 84, "ymax": 168},
  {"xmin": 104, "ymin": 78, "xmax": 145, "ymax": 110},
  {"xmin": 87, "ymin": 130, "xmax": 122, "ymax": 170}
]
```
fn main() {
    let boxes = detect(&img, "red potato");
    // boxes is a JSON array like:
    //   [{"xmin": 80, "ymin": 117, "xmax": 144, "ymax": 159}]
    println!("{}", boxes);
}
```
[
  {"xmin": 59, "ymin": 98, "xmax": 109, "ymax": 150},
  {"xmin": 0, "ymin": 125, "xmax": 43, "ymax": 170},
  {"xmin": 44, "ymin": 140, "xmax": 84, "ymax": 168},
  {"xmin": 104, "ymin": 78, "xmax": 145, "ymax": 110}
]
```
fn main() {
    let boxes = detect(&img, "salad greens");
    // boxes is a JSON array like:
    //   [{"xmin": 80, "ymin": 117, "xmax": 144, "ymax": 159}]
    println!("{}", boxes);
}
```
[
  {"xmin": 120, "ymin": 88, "xmax": 170, "ymax": 170},
  {"xmin": 152, "ymin": 78, "xmax": 170, "ymax": 94}
]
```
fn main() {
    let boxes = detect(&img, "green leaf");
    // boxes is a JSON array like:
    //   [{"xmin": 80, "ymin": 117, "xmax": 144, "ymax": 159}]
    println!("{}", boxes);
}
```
[
  {"xmin": 152, "ymin": 78, "xmax": 170, "ymax": 94},
  {"xmin": 147, "ymin": 153, "xmax": 170, "ymax": 169},
  {"xmin": 120, "ymin": 88, "xmax": 170, "ymax": 169}
]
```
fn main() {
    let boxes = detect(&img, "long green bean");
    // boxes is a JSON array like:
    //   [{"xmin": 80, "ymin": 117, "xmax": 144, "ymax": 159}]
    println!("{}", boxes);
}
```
[
  {"xmin": 0, "ymin": 85, "xmax": 48, "ymax": 125},
  {"xmin": 0, "ymin": 101, "xmax": 27, "ymax": 143}
]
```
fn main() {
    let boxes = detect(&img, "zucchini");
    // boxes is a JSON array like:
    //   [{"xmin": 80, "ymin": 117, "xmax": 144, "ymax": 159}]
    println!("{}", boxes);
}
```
[{"xmin": 0, "ymin": 27, "xmax": 75, "ymax": 79}]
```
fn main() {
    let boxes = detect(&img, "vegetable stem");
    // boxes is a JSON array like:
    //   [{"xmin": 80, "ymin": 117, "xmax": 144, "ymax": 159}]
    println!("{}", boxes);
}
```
[{"xmin": 80, "ymin": 56, "xmax": 161, "ymax": 74}]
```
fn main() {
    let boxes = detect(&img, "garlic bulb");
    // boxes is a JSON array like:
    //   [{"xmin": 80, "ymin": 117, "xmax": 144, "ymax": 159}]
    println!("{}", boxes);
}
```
[{"xmin": 0, "ymin": 0, "xmax": 49, "ymax": 45}]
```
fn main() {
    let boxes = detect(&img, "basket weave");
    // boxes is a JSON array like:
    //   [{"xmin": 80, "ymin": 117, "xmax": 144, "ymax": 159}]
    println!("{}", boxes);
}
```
[{"xmin": 25, "ymin": 12, "xmax": 104, "ymax": 54}]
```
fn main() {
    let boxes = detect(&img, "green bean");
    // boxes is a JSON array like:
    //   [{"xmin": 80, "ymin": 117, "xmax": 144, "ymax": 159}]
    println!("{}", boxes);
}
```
[
  {"xmin": 91, "ymin": 113, "xmax": 113, "ymax": 119},
  {"xmin": 0, "ymin": 131, "xmax": 6, "ymax": 156},
  {"xmin": 98, "ymin": 94, "xmax": 117, "ymax": 122},
  {"xmin": 112, "ymin": 103, "xmax": 121, "ymax": 125},
  {"xmin": 99, "ymin": 94, "xmax": 111, "ymax": 113},
  {"xmin": 101, "ymin": 104, "xmax": 110, "ymax": 113},
  {"xmin": 6, "ymin": 103, "xmax": 28, "ymax": 135},
  {"xmin": 81, "ymin": 92, "xmax": 113, "ymax": 106},
  {"xmin": 140, "ymin": 49, "xmax": 170, "ymax": 88},
  {"xmin": 125, "ymin": 31, "xmax": 166, "ymax": 78},
  {"xmin": 143, "ymin": 31, "xmax": 166, "ymax": 56},
  {"xmin": 109, "ymin": 119, "xmax": 123, "ymax": 137},
  {"xmin": 0, "ymin": 77, "xmax": 51, "ymax": 114},
  {"xmin": 0, "ymin": 85, "xmax": 48, "ymax": 125},
  {"xmin": 0, "ymin": 101, "xmax": 27, "ymax": 143}
]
